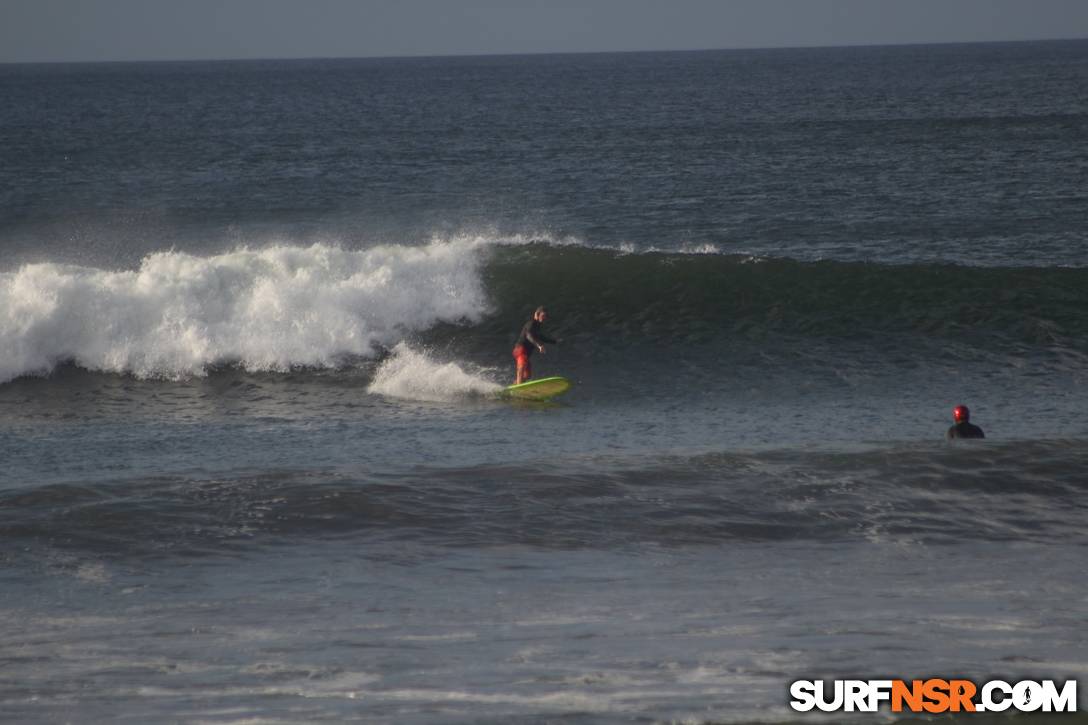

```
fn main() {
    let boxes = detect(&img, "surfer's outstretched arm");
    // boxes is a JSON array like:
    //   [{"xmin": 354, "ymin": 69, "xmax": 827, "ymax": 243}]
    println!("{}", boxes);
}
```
[{"xmin": 525, "ymin": 328, "xmax": 554, "ymax": 352}]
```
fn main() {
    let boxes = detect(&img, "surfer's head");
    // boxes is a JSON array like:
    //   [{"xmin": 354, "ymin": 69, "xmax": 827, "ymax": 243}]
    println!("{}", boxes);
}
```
[
  {"xmin": 534, "ymin": 306, "xmax": 548, "ymax": 322},
  {"xmin": 953, "ymin": 404, "xmax": 970, "ymax": 424}
]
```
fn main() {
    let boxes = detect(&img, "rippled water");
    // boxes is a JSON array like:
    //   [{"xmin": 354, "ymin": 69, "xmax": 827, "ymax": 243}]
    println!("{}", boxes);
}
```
[{"xmin": 2, "ymin": 41, "xmax": 1087, "ymax": 722}]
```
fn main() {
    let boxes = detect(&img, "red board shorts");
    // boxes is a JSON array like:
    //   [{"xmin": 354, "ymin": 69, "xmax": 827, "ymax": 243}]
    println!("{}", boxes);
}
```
[{"xmin": 512, "ymin": 345, "xmax": 531, "ymax": 377}]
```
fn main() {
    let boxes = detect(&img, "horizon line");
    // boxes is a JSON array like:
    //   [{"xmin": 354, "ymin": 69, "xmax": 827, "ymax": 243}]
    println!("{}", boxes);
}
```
[{"xmin": 3, "ymin": 35, "xmax": 1087, "ymax": 67}]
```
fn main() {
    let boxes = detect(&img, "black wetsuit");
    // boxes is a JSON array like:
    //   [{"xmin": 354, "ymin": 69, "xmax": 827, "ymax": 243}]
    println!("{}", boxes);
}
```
[
  {"xmin": 947, "ymin": 422, "xmax": 985, "ymax": 440},
  {"xmin": 515, "ymin": 319, "xmax": 556, "ymax": 356}
]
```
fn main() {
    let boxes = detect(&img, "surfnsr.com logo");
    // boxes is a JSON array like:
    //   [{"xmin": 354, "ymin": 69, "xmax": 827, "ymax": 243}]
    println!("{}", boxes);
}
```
[{"xmin": 789, "ymin": 679, "xmax": 1078, "ymax": 713}]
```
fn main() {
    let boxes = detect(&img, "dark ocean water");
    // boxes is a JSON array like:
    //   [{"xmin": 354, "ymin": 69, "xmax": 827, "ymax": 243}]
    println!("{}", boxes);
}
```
[{"xmin": 2, "ymin": 41, "xmax": 1087, "ymax": 723}]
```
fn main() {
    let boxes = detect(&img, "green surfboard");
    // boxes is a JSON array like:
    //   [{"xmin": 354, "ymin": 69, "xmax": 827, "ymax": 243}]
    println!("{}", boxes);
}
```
[{"xmin": 502, "ymin": 376, "xmax": 572, "ymax": 401}]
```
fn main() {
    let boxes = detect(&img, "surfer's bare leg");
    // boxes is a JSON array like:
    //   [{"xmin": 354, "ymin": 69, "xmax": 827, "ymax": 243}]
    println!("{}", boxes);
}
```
[{"xmin": 515, "ymin": 357, "xmax": 531, "ymax": 385}]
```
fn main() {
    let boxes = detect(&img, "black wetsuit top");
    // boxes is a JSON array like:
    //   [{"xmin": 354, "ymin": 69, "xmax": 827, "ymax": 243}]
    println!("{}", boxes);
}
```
[
  {"xmin": 515, "ymin": 319, "xmax": 556, "ymax": 356},
  {"xmin": 947, "ymin": 422, "xmax": 985, "ymax": 440}
]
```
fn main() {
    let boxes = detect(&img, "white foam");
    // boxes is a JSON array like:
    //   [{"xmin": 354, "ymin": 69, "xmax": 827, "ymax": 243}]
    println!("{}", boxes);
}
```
[
  {"xmin": 74, "ymin": 562, "xmax": 111, "ymax": 584},
  {"xmin": 397, "ymin": 631, "xmax": 479, "ymax": 642},
  {"xmin": 0, "ymin": 240, "xmax": 491, "ymax": 383},
  {"xmin": 367, "ymin": 343, "xmax": 502, "ymax": 402},
  {"xmin": 426, "ymin": 229, "xmax": 587, "ymax": 249},
  {"xmin": 438, "ymin": 228, "xmax": 724, "ymax": 257},
  {"xmin": 0, "ymin": 231, "xmax": 740, "ymax": 385},
  {"xmin": 646, "ymin": 242, "xmax": 723, "ymax": 255}
]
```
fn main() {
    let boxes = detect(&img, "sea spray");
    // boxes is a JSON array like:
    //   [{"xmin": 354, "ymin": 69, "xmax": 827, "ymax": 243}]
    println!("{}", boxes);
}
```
[
  {"xmin": 368, "ymin": 343, "xmax": 502, "ymax": 402},
  {"xmin": 0, "ymin": 240, "xmax": 490, "ymax": 383}
]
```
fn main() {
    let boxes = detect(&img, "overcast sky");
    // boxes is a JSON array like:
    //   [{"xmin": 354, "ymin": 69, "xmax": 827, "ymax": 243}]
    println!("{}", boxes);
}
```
[{"xmin": 2, "ymin": 0, "xmax": 1087, "ymax": 63}]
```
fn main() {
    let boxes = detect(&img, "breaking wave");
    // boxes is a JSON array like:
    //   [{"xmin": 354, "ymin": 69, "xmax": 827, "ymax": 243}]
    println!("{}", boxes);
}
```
[
  {"xmin": 367, "ymin": 343, "xmax": 501, "ymax": 402},
  {"xmin": 0, "ymin": 239, "xmax": 490, "ymax": 383},
  {"xmin": 3, "ymin": 235, "xmax": 1087, "ymax": 385}
]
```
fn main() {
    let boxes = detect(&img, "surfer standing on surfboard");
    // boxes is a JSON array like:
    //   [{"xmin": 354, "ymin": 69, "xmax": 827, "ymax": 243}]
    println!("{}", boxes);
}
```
[{"xmin": 512, "ymin": 306, "xmax": 558, "ymax": 385}]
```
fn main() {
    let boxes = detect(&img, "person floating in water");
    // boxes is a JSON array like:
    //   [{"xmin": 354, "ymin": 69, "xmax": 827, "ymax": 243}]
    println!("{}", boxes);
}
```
[
  {"xmin": 512, "ymin": 306, "xmax": 558, "ymax": 385},
  {"xmin": 947, "ymin": 404, "xmax": 985, "ymax": 440}
]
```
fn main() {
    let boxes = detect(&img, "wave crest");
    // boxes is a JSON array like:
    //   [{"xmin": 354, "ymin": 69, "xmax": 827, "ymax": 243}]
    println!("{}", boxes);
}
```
[{"xmin": 0, "ymin": 240, "xmax": 490, "ymax": 383}]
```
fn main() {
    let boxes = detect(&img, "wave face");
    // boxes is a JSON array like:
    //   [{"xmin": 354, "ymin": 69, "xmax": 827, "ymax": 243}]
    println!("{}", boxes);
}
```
[
  {"xmin": 482, "ymin": 244, "xmax": 1088, "ymax": 352},
  {"xmin": 0, "ymin": 240, "xmax": 489, "ymax": 383}
]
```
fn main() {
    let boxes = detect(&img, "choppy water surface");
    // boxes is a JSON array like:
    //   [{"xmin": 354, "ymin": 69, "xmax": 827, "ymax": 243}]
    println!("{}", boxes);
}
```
[{"xmin": 2, "ymin": 41, "xmax": 1087, "ymax": 722}]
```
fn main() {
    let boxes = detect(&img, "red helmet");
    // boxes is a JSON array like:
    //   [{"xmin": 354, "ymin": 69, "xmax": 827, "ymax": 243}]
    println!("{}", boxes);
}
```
[{"xmin": 953, "ymin": 405, "xmax": 970, "ymax": 423}]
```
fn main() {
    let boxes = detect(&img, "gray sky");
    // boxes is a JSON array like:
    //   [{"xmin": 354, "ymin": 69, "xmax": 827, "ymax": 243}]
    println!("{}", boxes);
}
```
[{"xmin": 2, "ymin": 0, "xmax": 1087, "ymax": 63}]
